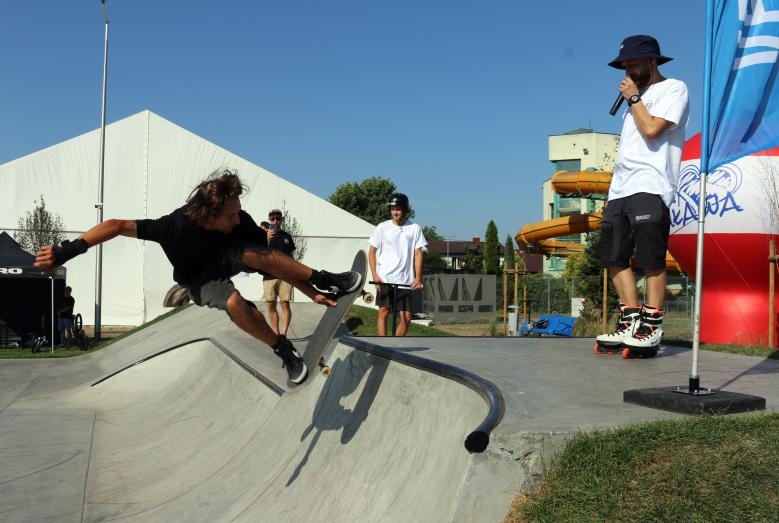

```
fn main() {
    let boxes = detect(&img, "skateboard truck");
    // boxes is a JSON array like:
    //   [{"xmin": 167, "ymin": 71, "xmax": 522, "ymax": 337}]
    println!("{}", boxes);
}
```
[{"xmin": 369, "ymin": 281, "xmax": 413, "ymax": 336}]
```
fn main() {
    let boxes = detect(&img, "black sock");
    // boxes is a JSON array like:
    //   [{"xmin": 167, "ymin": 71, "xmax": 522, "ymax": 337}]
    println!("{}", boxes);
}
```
[
  {"xmin": 272, "ymin": 334, "xmax": 288, "ymax": 351},
  {"xmin": 308, "ymin": 269, "xmax": 322, "ymax": 287}
]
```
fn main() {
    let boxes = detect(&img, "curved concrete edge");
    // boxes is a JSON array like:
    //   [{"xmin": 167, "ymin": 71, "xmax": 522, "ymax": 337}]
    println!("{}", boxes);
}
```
[
  {"xmin": 91, "ymin": 337, "xmax": 284, "ymax": 396},
  {"xmin": 341, "ymin": 337, "xmax": 506, "ymax": 453}
]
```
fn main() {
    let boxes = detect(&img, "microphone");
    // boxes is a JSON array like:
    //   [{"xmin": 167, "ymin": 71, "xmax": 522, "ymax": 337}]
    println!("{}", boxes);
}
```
[{"xmin": 609, "ymin": 93, "xmax": 625, "ymax": 116}]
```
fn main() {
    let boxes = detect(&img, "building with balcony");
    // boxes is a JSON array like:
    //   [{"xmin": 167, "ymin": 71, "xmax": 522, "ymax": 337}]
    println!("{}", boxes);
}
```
[{"xmin": 543, "ymin": 129, "xmax": 619, "ymax": 275}]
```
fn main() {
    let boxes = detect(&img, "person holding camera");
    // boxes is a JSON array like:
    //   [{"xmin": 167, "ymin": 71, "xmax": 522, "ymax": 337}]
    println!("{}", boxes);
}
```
[
  {"xmin": 263, "ymin": 208, "xmax": 296, "ymax": 337},
  {"xmin": 57, "ymin": 286, "xmax": 75, "ymax": 345},
  {"xmin": 368, "ymin": 193, "xmax": 427, "ymax": 336}
]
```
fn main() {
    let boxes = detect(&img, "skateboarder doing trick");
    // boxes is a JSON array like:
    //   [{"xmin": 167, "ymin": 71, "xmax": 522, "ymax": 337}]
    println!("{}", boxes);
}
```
[
  {"xmin": 595, "ymin": 35, "xmax": 689, "ymax": 356},
  {"xmin": 33, "ymin": 170, "xmax": 362, "ymax": 384}
]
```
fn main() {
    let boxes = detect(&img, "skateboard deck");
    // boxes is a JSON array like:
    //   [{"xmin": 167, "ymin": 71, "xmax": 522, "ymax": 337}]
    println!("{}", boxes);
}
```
[{"xmin": 291, "ymin": 250, "xmax": 367, "ymax": 387}]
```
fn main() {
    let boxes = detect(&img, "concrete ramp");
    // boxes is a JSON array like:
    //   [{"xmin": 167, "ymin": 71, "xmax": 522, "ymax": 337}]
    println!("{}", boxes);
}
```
[{"xmin": 1, "ymin": 309, "xmax": 496, "ymax": 522}]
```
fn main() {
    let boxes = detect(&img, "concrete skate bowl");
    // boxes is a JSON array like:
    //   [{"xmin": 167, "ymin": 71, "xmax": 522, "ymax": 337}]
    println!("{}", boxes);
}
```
[{"xmin": 1, "ymin": 331, "xmax": 504, "ymax": 521}]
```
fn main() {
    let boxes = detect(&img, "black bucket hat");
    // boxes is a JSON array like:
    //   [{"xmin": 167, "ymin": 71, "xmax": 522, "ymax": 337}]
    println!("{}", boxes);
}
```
[{"xmin": 608, "ymin": 35, "xmax": 672, "ymax": 69}]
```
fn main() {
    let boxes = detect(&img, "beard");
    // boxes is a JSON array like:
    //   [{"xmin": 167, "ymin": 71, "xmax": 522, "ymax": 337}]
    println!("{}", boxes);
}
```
[{"xmin": 629, "ymin": 64, "xmax": 652, "ymax": 89}]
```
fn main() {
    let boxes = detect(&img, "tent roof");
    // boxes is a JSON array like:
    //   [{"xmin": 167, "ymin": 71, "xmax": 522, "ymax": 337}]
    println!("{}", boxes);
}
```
[{"xmin": 0, "ymin": 232, "xmax": 65, "ymax": 279}]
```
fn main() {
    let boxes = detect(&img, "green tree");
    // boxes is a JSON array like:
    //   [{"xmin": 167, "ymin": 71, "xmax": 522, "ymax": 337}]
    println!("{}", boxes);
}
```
[
  {"xmin": 562, "ymin": 231, "xmax": 617, "ymax": 317},
  {"xmin": 504, "ymin": 235, "xmax": 515, "ymax": 304},
  {"xmin": 280, "ymin": 199, "xmax": 307, "ymax": 262},
  {"xmin": 329, "ymin": 177, "xmax": 414, "ymax": 225},
  {"xmin": 421, "ymin": 225, "xmax": 447, "ymax": 272},
  {"xmin": 483, "ymin": 220, "xmax": 500, "ymax": 275},
  {"xmin": 15, "ymin": 195, "xmax": 66, "ymax": 254},
  {"xmin": 462, "ymin": 243, "xmax": 483, "ymax": 273}
]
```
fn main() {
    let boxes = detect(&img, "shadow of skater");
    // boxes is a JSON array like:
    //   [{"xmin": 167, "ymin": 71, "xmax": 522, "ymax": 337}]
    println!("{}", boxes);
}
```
[{"xmin": 286, "ymin": 350, "xmax": 389, "ymax": 486}]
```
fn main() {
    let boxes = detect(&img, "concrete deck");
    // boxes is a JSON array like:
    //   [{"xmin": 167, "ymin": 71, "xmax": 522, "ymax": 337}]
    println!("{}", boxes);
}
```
[{"xmin": 1, "ymin": 303, "xmax": 777, "ymax": 522}]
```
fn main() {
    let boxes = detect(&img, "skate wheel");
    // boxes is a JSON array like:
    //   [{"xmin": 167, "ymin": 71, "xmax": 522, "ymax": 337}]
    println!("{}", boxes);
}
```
[
  {"xmin": 622, "ymin": 348, "xmax": 631, "ymax": 359},
  {"xmin": 317, "ymin": 359, "xmax": 331, "ymax": 377},
  {"xmin": 593, "ymin": 342, "xmax": 600, "ymax": 354}
]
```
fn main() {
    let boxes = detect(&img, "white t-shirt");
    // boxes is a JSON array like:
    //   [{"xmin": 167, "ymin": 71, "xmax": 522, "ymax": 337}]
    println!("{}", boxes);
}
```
[
  {"xmin": 609, "ymin": 78, "xmax": 690, "ymax": 207},
  {"xmin": 368, "ymin": 219, "xmax": 428, "ymax": 285}
]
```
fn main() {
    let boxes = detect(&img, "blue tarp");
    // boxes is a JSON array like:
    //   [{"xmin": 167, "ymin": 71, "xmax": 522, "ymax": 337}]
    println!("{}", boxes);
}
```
[{"xmin": 519, "ymin": 315, "xmax": 576, "ymax": 337}]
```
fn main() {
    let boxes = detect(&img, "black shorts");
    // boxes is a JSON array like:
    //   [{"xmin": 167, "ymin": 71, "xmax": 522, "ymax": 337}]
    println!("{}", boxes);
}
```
[
  {"xmin": 598, "ymin": 192, "xmax": 670, "ymax": 270},
  {"xmin": 376, "ymin": 286, "xmax": 414, "ymax": 313},
  {"xmin": 184, "ymin": 241, "xmax": 259, "ymax": 313}
]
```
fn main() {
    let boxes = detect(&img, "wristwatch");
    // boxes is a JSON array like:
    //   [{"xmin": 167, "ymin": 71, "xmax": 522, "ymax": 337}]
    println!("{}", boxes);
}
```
[{"xmin": 627, "ymin": 94, "xmax": 641, "ymax": 106}]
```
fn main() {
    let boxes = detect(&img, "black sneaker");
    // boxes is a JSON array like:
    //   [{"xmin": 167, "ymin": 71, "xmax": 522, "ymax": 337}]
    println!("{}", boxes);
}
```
[
  {"xmin": 316, "ymin": 270, "xmax": 362, "ymax": 293},
  {"xmin": 273, "ymin": 335, "xmax": 308, "ymax": 384}
]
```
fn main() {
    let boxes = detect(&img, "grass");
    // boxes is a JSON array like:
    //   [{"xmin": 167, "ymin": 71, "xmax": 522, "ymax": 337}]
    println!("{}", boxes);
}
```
[
  {"xmin": 504, "ymin": 412, "xmax": 779, "ymax": 523},
  {"xmin": 0, "ymin": 305, "xmax": 192, "ymax": 359},
  {"xmin": 344, "ymin": 304, "xmax": 454, "ymax": 337}
]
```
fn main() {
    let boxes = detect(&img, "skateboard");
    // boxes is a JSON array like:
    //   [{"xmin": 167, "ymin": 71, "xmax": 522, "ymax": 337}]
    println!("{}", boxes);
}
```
[{"xmin": 291, "ymin": 250, "xmax": 367, "ymax": 387}]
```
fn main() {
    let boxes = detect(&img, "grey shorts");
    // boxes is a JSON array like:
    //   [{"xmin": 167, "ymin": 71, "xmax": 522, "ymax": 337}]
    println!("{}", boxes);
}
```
[
  {"xmin": 184, "ymin": 242, "xmax": 260, "ymax": 313},
  {"xmin": 598, "ymin": 192, "xmax": 670, "ymax": 270}
]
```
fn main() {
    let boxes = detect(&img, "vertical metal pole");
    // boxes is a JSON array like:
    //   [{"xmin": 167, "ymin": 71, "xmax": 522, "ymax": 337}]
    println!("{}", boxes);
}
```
[
  {"xmin": 602, "ymin": 268, "xmax": 608, "ymax": 329},
  {"xmin": 770, "ymin": 240, "xmax": 775, "ymax": 348},
  {"xmin": 50, "ymin": 276, "xmax": 54, "ymax": 353},
  {"xmin": 503, "ymin": 267, "xmax": 509, "ymax": 336},
  {"xmin": 95, "ymin": 0, "xmax": 109, "ymax": 343},
  {"xmin": 690, "ymin": 0, "xmax": 716, "ymax": 393},
  {"xmin": 523, "ymin": 271, "xmax": 528, "ymax": 322},
  {"xmin": 513, "ymin": 266, "xmax": 519, "ymax": 313}
]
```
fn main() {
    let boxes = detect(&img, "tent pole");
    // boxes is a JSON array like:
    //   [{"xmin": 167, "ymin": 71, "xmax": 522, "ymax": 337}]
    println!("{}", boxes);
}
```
[{"xmin": 95, "ymin": 0, "xmax": 109, "ymax": 343}]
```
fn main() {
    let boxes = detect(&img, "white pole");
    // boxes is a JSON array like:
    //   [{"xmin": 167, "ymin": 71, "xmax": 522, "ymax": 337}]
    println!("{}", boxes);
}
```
[
  {"xmin": 95, "ymin": 0, "xmax": 109, "ymax": 343},
  {"xmin": 689, "ymin": 0, "xmax": 716, "ymax": 393},
  {"xmin": 50, "ymin": 276, "xmax": 54, "ymax": 353}
]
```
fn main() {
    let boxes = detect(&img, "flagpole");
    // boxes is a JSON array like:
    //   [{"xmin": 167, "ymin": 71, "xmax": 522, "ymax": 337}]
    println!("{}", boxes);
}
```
[{"xmin": 688, "ymin": 0, "xmax": 716, "ymax": 394}]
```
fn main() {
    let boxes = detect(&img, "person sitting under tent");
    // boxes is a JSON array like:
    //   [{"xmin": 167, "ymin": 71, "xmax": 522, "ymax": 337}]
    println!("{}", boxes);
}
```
[{"xmin": 34, "ymin": 169, "xmax": 361, "ymax": 385}]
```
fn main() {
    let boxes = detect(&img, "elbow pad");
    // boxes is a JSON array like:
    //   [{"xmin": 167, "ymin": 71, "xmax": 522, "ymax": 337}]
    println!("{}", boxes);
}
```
[{"xmin": 53, "ymin": 239, "xmax": 89, "ymax": 265}]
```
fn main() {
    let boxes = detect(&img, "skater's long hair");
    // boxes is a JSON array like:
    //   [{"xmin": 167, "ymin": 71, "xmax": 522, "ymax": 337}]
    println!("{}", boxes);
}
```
[{"xmin": 185, "ymin": 169, "xmax": 248, "ymax": 225}]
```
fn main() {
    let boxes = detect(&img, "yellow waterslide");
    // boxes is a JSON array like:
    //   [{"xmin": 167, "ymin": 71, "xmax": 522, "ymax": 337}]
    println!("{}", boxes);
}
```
[{"xmin": 515, "ymin": 171, "xmax": 680, "ymax": 271}]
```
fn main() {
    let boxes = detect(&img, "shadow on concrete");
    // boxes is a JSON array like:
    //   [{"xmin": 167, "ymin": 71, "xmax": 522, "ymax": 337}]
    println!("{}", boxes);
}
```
[
  {"xmin": 344, "ymin": 317, "xmax": 364, "ymax": 334},
  {"xmin": 287, "ymin": 350, "xmax": 390, "ymax": 486},
  {"xmin": 716, "ymin": 356, "xmax": 779, "ymax": 390}
]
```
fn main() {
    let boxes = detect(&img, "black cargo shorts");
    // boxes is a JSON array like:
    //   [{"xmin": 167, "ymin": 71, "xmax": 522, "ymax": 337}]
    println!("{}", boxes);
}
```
[{"xmin": 598, "ymin": 192, "xmax": 670, "ymax": 270}]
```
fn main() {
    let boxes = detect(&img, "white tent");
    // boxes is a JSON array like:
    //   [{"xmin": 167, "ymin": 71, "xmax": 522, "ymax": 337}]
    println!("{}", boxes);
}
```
[{"xmin": 0, "ymin": 110, "xmax": 374, "ymax": 326}]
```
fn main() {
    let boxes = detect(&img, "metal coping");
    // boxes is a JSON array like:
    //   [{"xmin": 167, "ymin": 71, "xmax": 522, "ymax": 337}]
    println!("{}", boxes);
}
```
[
  {"xmin": 91, "ymin": 337, "xmax": 285, "ymax": 396},
  {"xmin": 340, "ymin": 337, "xmax": 505, "ymax": 454}
]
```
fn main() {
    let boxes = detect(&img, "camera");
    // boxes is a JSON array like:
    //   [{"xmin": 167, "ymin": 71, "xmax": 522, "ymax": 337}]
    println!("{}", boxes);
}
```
[{"xmin": 269, "ymin": 223, "xmax": 279, "ymax": 231}]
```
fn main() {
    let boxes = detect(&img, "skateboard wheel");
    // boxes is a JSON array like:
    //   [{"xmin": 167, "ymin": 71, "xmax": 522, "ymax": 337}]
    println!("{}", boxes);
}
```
[
  {"xmin": 361, "ymin": 290, "xmax": 374, "ymax": 304},
  {"xmin": 317, "ymin": 359, "xmax": 331, "ymax": 376},
  {"xmin": 593, "ymin": 342, "xmax": 600, "ymax": 354},
  {"xmin": 622, "ymin": 348, "xmax": 631, "ymax": 359}
]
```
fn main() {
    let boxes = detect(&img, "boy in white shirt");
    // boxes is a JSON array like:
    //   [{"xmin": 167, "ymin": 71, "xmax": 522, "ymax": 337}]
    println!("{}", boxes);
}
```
[
  {"xmin": 368, "ymin": 193, "xmax": 427, "ymax": 336},
  {"xmin": 596, "ymin": 35, "xmax": 690, "ymax": 357}
]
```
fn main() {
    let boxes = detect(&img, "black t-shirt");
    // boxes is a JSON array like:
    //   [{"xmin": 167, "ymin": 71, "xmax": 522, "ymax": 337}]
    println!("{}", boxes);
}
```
[
  {"xmin": 136, "ymin": 206, "xmax": 267, "ymax": 284},
  {"xmin": 58, "ymin": 296, "xmax": 75, "ymax": 320},
  {"xmin": 263, "ymin": 229, "xmax": 296, "ymax": 281}
]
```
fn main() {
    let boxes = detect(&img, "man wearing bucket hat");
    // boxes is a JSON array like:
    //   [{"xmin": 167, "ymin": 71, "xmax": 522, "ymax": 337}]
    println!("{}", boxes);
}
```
[{"xmin": 595, "ymin": 35, "xmax": 690, "ymax": 357}]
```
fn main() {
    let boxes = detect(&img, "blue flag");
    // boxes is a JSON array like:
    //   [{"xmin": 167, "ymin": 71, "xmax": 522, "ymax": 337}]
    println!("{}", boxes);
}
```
[{"xmin": 707, "ymin": 0, "xmax": 779, "ymax": 170}]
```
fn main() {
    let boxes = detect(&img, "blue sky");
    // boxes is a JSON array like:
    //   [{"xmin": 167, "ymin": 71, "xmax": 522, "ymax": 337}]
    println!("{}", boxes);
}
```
[{"xmin": 1, "ymin": 1, "xmax": 704, "ymax": 242}]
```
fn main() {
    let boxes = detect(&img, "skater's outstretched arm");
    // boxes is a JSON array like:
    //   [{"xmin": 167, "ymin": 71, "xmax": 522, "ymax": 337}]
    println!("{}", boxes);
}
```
[{"xmin": 34, "ymin": 219, "xmax": 138, "ymax": 272}]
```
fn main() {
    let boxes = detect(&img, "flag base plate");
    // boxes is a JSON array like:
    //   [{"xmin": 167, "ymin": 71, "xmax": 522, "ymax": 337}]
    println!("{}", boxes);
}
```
[{"xmin": 624, "ymin": 386, "xmax": 766, "ymax": 415}]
